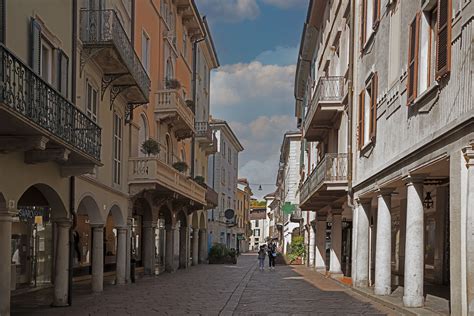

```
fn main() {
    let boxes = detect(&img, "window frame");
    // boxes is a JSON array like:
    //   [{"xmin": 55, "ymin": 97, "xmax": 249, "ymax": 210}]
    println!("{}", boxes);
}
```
[{"xmin": 113, "ymin": 112, "xmax": 123, "ymax": 185}]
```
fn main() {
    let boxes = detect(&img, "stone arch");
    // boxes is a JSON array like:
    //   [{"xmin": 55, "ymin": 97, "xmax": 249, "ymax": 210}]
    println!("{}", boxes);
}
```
[
  {"xmin": 191, "ymin": 212, "xmax": 199, "ymax": 229},
  {"xmin": 159, "ymin": 204, "xmax": 173, "ymax": 226},
  {"xmin": 77, "ymin": 195, "xmax": 102, "ymax": 224},
  {"xmin": 199, "ymin": 212, "xmax": 206, "ymax": 229},
  {"xmin": 18, "ymin": 183, "xmax": 68, "ymax": 219},
  {"xmin": 107, "ymin": 203, "xmax": 125, "ymax": 227}
]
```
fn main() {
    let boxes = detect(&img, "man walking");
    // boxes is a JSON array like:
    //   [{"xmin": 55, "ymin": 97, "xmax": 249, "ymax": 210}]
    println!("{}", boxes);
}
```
[{"xmin": 267, "ymin": 241, "xmax": 277, "ymax": 270}]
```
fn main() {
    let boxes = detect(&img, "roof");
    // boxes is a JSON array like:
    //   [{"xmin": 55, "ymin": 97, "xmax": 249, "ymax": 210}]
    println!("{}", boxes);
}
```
[
  {"xmin": 202, "ymin": 17, "xmax": 220, "ymax": 68},
  {"xmin": 210, "ymin": 118, "xmax": 244, "ymax": 152}
]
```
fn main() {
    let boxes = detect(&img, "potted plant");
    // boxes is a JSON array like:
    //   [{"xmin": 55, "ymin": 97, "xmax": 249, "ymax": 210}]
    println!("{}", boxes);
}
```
[
  {"xmin": 286, "ymin": 236, "xmax": 305, "ymax": 265},
  {"xmin": 185, "ymin": 99, "xmax": 195, "ymax": 110},
  {"xmin": 172, "ymin": 161, "xmax": 188, "ymax": 173},
  {"xmin": 193, "ymin": 175, "xmax": 206, "ymax": 187},
  {"xmin": 165, "ymin": 78, "xmax": 181, "ymax": 90},
  {"xmin": 141, "ymin": 138, "xmax": 160, "ymax": 156}
]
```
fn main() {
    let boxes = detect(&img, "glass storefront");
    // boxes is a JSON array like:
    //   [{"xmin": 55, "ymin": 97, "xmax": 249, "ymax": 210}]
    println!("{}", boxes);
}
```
[{"xmin": 11, "ymin": 206, "xmax": 53, "ymax": 288}]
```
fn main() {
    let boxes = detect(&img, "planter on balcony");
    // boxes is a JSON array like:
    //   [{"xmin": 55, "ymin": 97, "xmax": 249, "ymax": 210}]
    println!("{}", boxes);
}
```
[
  {"xmin": 172, "ymin": 161, "xmax": 188, "ymax": 173},
  {"xmin": 141, "ymin": 139, "xmax": 160, "ymax": 156}
]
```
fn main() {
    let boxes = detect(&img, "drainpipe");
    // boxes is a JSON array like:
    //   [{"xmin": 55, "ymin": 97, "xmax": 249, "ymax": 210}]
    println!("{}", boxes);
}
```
[
  {"xmin": 68, "ymin": 0, "xmax": 78, "ymax": 306},
  {"xmin": 346, "ymin": 0, "xmax": 355, "ymax": 210},
  {"xmin": 191, "ymin": 36, "xmax": 206, "ymax": 178}
]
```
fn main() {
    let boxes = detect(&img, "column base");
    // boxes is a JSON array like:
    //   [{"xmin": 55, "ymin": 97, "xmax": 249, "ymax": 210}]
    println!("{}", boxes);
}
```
[
  {"xmin": 329, "ymin": 271, "xmax": 344, "ymax": 279},
  {"xmin": 403, "ymin": 295, "xmax": 424, "ymax": 307},
  {"xmin": 315, "ymin": 266, "xmax": 327, "ymax": 274},
  {"xmin": 354, "ymin": 279, "xmax": 369, "ymax": 288},
  {"xmin": 374, "ymin": 285, "xmax": 391, "ymax": 296},
  {"xmin": 52, "ymin": 300, "xmax": 69, "ymax": 307}
]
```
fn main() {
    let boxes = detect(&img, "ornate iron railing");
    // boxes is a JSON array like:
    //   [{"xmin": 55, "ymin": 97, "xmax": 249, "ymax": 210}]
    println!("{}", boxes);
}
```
[
  {"xmin": 79, "ymin": 9, "xmax": 150, "ymax": 98},
  {"xmin": 290, "ymin": 208, "xmax": 303, "ymax": 223},
  {"xmin": 195, "ymin": 121, "xmax": 212, "ymax": 141},
  {"xmin": 0, "ymin": 44, "xmax": 101, "ymax": 160},
  {"xmin": 300, "ymin": 153, "xmax": 348, "ymax": 203},
  {"xmin": 305, "ymin": 76, "xmax": 344, "ymax": 127}
]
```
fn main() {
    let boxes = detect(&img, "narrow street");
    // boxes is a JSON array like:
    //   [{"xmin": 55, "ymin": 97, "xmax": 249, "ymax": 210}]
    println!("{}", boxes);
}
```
[{"xmin": 12, "ymin": 254, "xmax": 397, "ymax": 315}]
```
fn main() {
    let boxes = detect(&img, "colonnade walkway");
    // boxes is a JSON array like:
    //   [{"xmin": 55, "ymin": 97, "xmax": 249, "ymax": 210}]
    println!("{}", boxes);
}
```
[{"xmin": 11, "ymin": 254, "xmax": 397, "ymax": 315}]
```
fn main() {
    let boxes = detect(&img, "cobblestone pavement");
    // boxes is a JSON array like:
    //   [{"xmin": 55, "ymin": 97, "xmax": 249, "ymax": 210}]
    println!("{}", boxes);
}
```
[{"xmin": 12, "ymin": 254, "xmax": 399, "ymax": 315}]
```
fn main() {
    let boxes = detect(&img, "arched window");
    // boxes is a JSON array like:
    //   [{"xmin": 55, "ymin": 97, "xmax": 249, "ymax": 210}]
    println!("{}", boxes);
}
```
[{"xmin": 138, "ymin": 114, "xmax": 148, "ymax": 157}]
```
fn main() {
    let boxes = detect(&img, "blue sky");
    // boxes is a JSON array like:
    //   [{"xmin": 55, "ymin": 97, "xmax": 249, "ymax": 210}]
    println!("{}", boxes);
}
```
[{"xmin": 195, "ymin": 0, "xmax": 307, "ymax": 198}]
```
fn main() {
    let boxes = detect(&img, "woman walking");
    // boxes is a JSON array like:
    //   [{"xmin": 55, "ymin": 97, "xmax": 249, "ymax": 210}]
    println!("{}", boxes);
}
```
[
  {"xmin": 267, "ymin": 241, "xmax": 277, "ymax": 270},
  {"xmin": 257, "ymin": 245, "xmax": 266, "ymax": 271}
]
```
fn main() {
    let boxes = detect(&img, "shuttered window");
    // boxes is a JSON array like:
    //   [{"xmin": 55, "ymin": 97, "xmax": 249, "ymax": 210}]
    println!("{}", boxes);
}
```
[
  {"xmin": 407, "ymin": 14, "xmax": 420, "ymax": 105},
  {"xmin": 57, "ymin": 49, "xmax": 68, "ymax": 98},
  {"xmin": 360, "ymin": 0, "xmax": 367, "ymax": 49},
  {"xmin": 30, "ymin": 18, "xmax": 42, "ymax": 74},
  {"xmin": 436, "ymin": 0, "xmax": 451, "ymax": 79},
  {"xmin": 358, "ymin": 91, "xmax": 365, "ymax": 150},
  {"xmin": 373, "ymin": 0, "xmax": 381, "ymax": 26},
  {"xmin": 369, "ymin": 72, "xmax": 378, "ymax": 140}
]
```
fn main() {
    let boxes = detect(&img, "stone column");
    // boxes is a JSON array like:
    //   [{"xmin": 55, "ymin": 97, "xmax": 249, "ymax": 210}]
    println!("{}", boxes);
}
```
[
  {"xmin": 165, "ymin": 224, "xmax": 176, "ymax": 272},
  {"xmin": 375, "ymin": 189, "xmax": 394, "ymax": 295},
  {"xmin": 308, "ymin": 223, "xmax": 316, "ymax": 268},
  {"xmin": 315, "ymin": 213, "xmax": 327, "ymax": 273},
  {"xmin": 125, "ymin": 217, "xmax": 132, "ymax": 283},
  {"xmin": 397, "ymin": 199, "xmax": 407, "ymax": 280},
  {"xmin": 179, "ymin": 226, "xmax": 189, "ymax": 269},
  {"xmin": 0, "ymin": 209, "xmax": 15, "ymax": 315},
  {"xmin": 192, "ymin": 229, "xmax": 199, "ymax": 266},
  {"xmin": 329, "ymin": 210, "xmax": 343, "ymax": 276},
  {"xmin": 198, "ymin": 229, "xmax": 207, "ymax": 263},
  {"xmin": 433, "ymin": 186, "xmax": 447, "ymax": 284},
  {"xmin": 354, "ymin": 199, "xmax": 371, "ymax": 288},
  {"xmin": 115, "ymin": 227, "xmax": 127, "ymax": 285},
  {"xmin": 463, "ymin": 145, "xmax": 474, "ymax": 314},
  {"xmin": 53, "ymin": 219, "xmax": 72, "ymax": 306},
  {"xmin": 91, "ymin": 224, "xmax": 104, "ymax": 293},
  {"xmin": 143, "ymin": 221, "xmax": 156, "ymax": 275},
  {"xmin": 403, "ymin": 175, "xmax": 425, "ymax": 307}
]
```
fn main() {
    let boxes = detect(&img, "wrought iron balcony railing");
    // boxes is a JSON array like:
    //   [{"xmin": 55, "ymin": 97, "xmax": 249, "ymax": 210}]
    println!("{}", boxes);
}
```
[
  {"xmin": 290, "ymin": 208, "xmax": 303, "ymax": 223},
  {"xmin": 80, "ymin": 9, "xmax": 150, "ymax": 101},
  {"xmin": 0, "ymin": 44, "xmax": 101, "ymax": 160},
  {"xmin": 300, "ymin": 153, "xmax": 349, "ymax": 204},
  {"xmin": 304, "ymin": 76, "xmax": 344, "ymax": 131}
]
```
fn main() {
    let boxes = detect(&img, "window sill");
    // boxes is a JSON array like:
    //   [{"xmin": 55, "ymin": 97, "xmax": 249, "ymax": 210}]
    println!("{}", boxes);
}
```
[
  {"xmin": 361, "ymin": 24, "xmax": 378, "ymax": 53},
  {"xmin": 409, "ymin": 82, "xmax": 439, "ymax": 112},
  {"xmin": 360, "ymin": 139, "xmax": 375, "ymax": 155}
]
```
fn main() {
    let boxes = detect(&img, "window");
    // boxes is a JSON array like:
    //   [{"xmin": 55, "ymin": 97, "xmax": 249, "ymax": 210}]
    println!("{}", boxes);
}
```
[
  {"xmin": 40, "ymin": 39, "xmax": 53, "ymax": 84},
  {"xmin": 255, "ymin": 220, "xmax": 259, "ymax": 228},
  {"xmin": 113, "ymin": 113, "xmax": 123, "ymax": 185},
  {"xmin": 165, "ymin": 58, "xmax": 173, "ymax": 81},
  {"xmin": 388, "ymin": 1, "xmax": 401, "ymax": 85},
  {"xmin": 221, "ymin": 168, "xmax": 225, "ymax": 185},
  {"xmin": 358, "ymin": 72, "xmax": 378, "ymax": 149},
  {"xmin": 183, "ymin": 32, "xmax": 187, "ymax": 58},
  {"xmin": 138, "ymin": 114, "xmax": 148, "ymax": 157},
  {"xmin": 254, "ymin": 229, "xmax": 260, "ymax": 237},
  {"xmin": 228, "ymin": 148, "xmax": 231, "ymax": 163},
  {"xmin": 86, "ymin": 80, "xmax": 98, "ymax": 122},
  {"xmin": 142, "ymin": 31, "xmax": 150, "ymax": 73},
  {"xmin": 222, "ymin": 141, "xmax": 226, "ymax": 158},
  {"xmin": 407, "ymin": 0, "xmax": 452, "ymax": 104},
  {"xmin": 360, "ymin": 0, "xmax": 381, "ymax": 48}
]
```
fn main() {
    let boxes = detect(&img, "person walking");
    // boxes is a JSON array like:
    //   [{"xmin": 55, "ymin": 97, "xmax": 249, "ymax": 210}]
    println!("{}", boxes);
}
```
[
  {"xmin": 257, "ymin": 245, "xmax": 266, "ymax": 271},
  {"xmin": 267, "ymin": 241, "xmax": 277, "ymax": 270}
]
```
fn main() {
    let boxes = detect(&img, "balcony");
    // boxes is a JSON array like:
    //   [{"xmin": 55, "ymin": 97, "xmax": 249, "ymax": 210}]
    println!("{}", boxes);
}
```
[
  {"xmin": 195, "ymin": 122, "xmax": 217, "ymax": 154},
  {"xmin": 0, "ymin": 44, "xmax": 101, "ymax": 173},
  {"xmin": 205, "ymin": 186, "xmax": 218, "ymax": 208},
  {"xmin": 79, "ymin": 9, "xmax": 150, "ymax": 106},
  {"xmin": 304, "ymin": 76, "xmax": 345, "ymax": 141},
  {"xmin": 155, "ymin": 90, "xmax": 195, "ymax": 140},
  {"xmin": 290, "ymin": 209, "xmax": 303, "ymax": 223},
  {"xmin": 129, "ymin": 156, "xmax": 206, "ymax": 206},
  {"xmin": 300, "ymin": 153, "xmax": 349, "ymax": 210}
]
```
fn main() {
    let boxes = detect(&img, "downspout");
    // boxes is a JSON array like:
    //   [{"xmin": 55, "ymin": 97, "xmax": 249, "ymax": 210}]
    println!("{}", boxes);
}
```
[
  {"xmin": 347, "ymin": 0, "xmax": 356, "ymax": 210},
  {"xmin": 68, "ymin": 0, "xmax": 78, "ymax": 306},
  {"xmin": 191, "ymin": 36, "xmax": 206, "ymax": 178}
]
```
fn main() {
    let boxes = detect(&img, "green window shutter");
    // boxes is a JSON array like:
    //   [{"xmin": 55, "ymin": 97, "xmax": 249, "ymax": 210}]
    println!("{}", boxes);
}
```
[{"xmin": 30, "ymin": 18, "xmax": 41, "ymax": 74}]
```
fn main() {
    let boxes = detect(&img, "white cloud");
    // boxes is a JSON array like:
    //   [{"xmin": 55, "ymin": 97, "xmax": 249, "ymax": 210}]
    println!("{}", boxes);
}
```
[
  {"xmin": 255, "ymin": 46, "xmax": 298, "ymax": 66},
  {"xmin": 261, "ymin": 0, "xmax": 308, "ymax": 9},
  {"xmin": 196, "ymin": 0, "xmax": 260, "ymax": 22}
]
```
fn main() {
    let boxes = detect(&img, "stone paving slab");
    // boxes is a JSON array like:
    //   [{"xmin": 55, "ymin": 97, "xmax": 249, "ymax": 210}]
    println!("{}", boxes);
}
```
[{"xmin": 12, "ymin": 254, "xmax": 400, "ymax": 315}]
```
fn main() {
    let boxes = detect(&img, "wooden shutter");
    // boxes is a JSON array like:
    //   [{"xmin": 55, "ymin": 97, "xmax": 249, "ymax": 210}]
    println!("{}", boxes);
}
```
[
  {"xmin": 57, "ymin": 49, "xmax": 69, "ymax": 97},
  {"xmin": 407, "ymin": 13, "xmax": 420, "ymax": 105},
  {"xmin": 370, "ymin": 72, "xmax": 378, "ymax": 140},
  {"xmin": 436, "ymin": 0, "xmax": 452, "ymax": 79},
  {"xmin": 358, "ymin": 91, "xmax": 365, "ymax": 150},
  {"xmin": 373, "ymin": 0, "xmax": 381, "ymax": 27},
  {"xmin": 30, "ymin": 18, "xmax": 41, "ymax": 74},
  {"xmin": 360, "ymin": 0, "xmax": 367, "ymax": 49}
]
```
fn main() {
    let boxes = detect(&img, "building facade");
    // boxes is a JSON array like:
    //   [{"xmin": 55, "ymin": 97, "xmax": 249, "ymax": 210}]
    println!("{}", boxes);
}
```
[
  {"xmin": 207, "ymin": 119, "xmax": 244, "ymax": 250},
  {"xmin": 293, "ymin": 0, "xmax": 474, "ymax": 314},
  {"xmin": 275, "ymin": 131, "xmax": 302, "ymax": 254},
  {"xmin": 236, "ymin": 178, "xmax": 253, "ymax": 253},
  {"xmin": 295, "ymin": 0, "xmax": 353, "ymax": 277},
  {"xmin": 248, "ymin": 206, "xmax": 268, "ymax": 251},
  {"xmin": 0, "ymin": 0, "xmax": 221, "ymax": 314}
]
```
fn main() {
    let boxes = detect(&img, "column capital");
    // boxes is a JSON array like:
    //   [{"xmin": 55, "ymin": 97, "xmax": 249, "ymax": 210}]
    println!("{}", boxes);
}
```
[
  {"xmin": 54, "ymin": 217, "xmax": 72, "ymax": 228},
  {"xmin": 116, "ymin": 227, "xmax": 128, "ymax": 233},
  {"xmin": 143, "ymin": 221, "xmax": 157, "ymax": 229},
  {"xmin": 330, "ymin": 208, "xmax": 343, "ymax": 216},
  {"xmin": 462, "ymin": 145, "xmax": 474, "ymax": 166},
  {"xmin": 375, "ymin": 188, "xmax": 396, "ymax": 197},
  {"xmin": 316, "ymin": 212, "xmax": 327, "ymax": 221},
  {"xmin": 0, "ymin": 208, "xmax": 17, "ymax": 221},
  {"xmin": 165, "ymin": 224, "xmax": 177, "ymax": 231},
  {"xmin": 90, "ymin": 224, "xmax": 104, "ymax": 231},
  {"xmin": 356, "ymin": 197, "xmax": 372, "ymax": 206},
  {"xmin": 403, "ymin": 174, "xmax": 427, "ymax": 186}
]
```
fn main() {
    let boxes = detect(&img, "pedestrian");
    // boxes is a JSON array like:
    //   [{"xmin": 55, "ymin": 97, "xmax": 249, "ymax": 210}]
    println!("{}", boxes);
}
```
[
  {"xmin": 257, "ymin": 245, "xmax": 266, "ymax": 271},
  {"xmin": 267, "ymin": 241, "xmax": 277, "ymax": 270}
]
